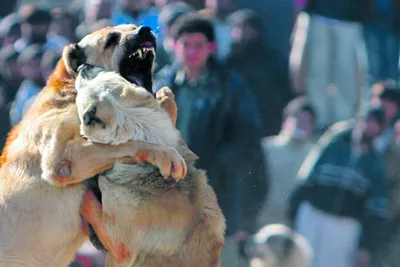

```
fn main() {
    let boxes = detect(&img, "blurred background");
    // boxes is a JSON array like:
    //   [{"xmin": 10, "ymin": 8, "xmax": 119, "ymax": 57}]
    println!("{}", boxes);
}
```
[{"xmin": 1, "ymin": 0, "xmax": 400, "ymax": 267}]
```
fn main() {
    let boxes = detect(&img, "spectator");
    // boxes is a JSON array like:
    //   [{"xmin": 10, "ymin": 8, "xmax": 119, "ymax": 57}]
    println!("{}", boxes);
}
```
[
  {"xmin": 75, "ymin": 0, "xmax": 113, "ymax": 40},
  {"xmin": 0, "ymin": 12, "xmax": 21, "ymax": 47},
  {"xmin": 0, "ymin": 46, "xmax": 20, "ymax": 151},
  {"xmin": 0, "ymin": 45, "xmax": 22, "ymax": 103},
  {"xmin": 50, "ymin": 8, "xmax": 80, "ymax": 43},
  {"xmin": 40, "ymin": 50, "xmax": 61, "ymax": 81},
  {"xmin": 367, "ymin": 84, "xmax": 400, "ymax": 266},
  {"xmin": 370, "ymin": 83, "xmax": 400, "ymax": 153},
  {"xmin": 289, "ymin": 107, "xmax": 389, "ymax": 267},
  {"xmin": 226, "ymin": 9, "xmax": 293, "ymax": 136},
  {"xmin": 84, "ymin": 0, "xmax": 113, "ymax": 24},
  {"xmin": 153, "ymin": 13, "xmax": 266, "ymax": 267},
  {"xmin": 290, "ymin": 0, "xmax": 372, "ymax": 132},
  {"xmin": 258, "ymin": 96, "xmax": 316, "ymax": 227},
  {"xmin": 201, "ymin": 0, "xmax": 236, "ymax": 63},
  {"xmin": 14, "ymin": 5, "xmax": 55, "ymax": 52},
  {"xmin": 363, "ymin": 1, "xmax": 400, "ymax": 85},
  {"xmin": 75, "ymin": 18, "xmax": 113, "ymax": 41},
  {"xmin": 155, "ymin": 2, "xmax": 194, "ymax": 72},
  {"xmin": 112, "ymin": 0, "xmax": 159, "ymax": 35},
  {"xmin": 10, "ymin": 44, "xmax": 45, "ymax": 126}
]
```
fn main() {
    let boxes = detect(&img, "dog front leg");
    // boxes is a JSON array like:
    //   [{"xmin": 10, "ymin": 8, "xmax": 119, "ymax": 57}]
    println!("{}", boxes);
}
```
[
  {"xmin": 43, "ymin": 136, "xmax": 187, "ymax": 186},
  {"xmin": 80, "ymin": 190, "xmax": 132, "ymax": 265}
]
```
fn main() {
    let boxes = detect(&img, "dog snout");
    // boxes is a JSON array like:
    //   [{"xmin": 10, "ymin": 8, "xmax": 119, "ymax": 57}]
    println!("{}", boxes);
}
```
[{"xmin": 83, "ymin": 106, "xmax": 97, "ymax": 126}]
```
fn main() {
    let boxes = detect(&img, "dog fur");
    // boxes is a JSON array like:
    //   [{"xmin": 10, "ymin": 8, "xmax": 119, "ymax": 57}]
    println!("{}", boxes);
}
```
[
  {"xmin": 248, "ymin": 224, "xmax": 312, "ymax": 267},
  {"xmin": 75, "ymin": 65, "xmax": 226, "ymax": 267},
  {"xmin": 0, "ymin": 25, "xmax": 185, "ymax": 267}
]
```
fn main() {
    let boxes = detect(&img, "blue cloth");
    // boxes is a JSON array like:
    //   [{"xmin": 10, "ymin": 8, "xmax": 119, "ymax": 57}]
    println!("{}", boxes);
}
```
[{"xmin": 111, "ymin": 7, "xmax": 160, "ymax": 37}]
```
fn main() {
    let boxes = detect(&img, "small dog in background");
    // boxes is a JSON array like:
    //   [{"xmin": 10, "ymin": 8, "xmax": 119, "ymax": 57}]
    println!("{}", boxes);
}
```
[
  {"xmin": 244, "ymin": 224, "xmax": 312, "ymax": 267},
  {"xmin": 75, "ymin": 64, "xmax": 226, "ymax": 267}
]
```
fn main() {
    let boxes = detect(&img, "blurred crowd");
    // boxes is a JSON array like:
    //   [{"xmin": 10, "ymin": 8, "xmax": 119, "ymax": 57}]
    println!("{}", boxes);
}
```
[{"xmin": 1, "ymin": 0, "xmax": 400, "ymax": 267}]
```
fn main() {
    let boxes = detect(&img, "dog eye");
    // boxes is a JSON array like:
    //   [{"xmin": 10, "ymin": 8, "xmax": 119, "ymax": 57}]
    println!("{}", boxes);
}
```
[{"xmin": 104, "ymin": 32, "xmax": 121, "ymax": 49}]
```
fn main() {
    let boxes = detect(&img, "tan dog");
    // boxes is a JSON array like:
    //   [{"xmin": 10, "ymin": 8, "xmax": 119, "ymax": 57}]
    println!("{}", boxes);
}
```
[
  {"xmin": 0, "ymin": 25, "xmax": 186, "ymax": 267},
  {"xmin": 75, "ymin": 65, "xmax": 226, "ymax": 267}
]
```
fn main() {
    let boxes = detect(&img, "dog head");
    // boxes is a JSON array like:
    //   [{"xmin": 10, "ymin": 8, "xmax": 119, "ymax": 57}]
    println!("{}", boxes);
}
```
[
  {"xmin": 75, "ymin": 64, "xmax": 180, "ymax": 146},
  {"xmin": 63, "ymin": 24, "xmax": 156, "ymax": 93}
]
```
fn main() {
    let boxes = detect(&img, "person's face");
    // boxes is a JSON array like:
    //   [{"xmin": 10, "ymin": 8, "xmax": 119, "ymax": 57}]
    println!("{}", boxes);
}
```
[
  {"xmin": 356, "ymin": 116, "xmax": 383, "ymax": 145},
  {"xmin": 174, "ymin": 33, "xmax": 216, "ymax": 70},
  {"xmin": 283, "ymin": 110, "xmax": 314, "ymax": 140},
  {"xmin": 381, "ymin": 98, "xmax": 399, "ymax": 125},
  {"xmin": 365, "ymin": 117, "xmax": 382, "ymax": 137},
  {"xmin": 22, "ymin": 22, "xmax": 49, "ymax": 43},
  {"xmin": 231, "ymin": 22, "xmax": 259, "ymax": 44}
]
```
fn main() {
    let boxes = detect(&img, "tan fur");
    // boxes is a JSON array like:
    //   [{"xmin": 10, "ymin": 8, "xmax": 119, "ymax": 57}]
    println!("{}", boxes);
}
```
[
  {"xmin": 75, "ymin": 67, "xmax": 226, "ymax": 267},
  {"xmin": 0, "ymin": 25, "xmax": 185, "ymax": 267}
]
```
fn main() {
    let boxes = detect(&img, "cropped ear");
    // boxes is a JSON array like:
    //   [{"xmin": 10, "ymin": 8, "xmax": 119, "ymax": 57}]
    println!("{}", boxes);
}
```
[{"xmin": 62, "ymin": 43, "xmax": 87, "ymax": 76}]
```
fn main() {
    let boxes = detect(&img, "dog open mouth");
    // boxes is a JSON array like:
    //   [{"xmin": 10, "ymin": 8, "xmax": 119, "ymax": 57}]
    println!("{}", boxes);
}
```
[{"xmin": 119, "ymin": 40, "xmax": 156, "ymax": 92}]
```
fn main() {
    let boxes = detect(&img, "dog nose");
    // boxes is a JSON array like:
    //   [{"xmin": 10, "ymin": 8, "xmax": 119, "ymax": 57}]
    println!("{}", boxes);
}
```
[
  {"xmin": 137, "ymin": 26, "xmax": 152, "ymax": 37},
  {"xmin": 83, "ymin": 106, "xmax": 97, "ymax": 126}
]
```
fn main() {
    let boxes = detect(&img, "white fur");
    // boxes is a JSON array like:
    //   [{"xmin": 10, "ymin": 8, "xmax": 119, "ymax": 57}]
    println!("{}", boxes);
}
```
[{"xmin": 75, "ymin": 69, "xmax": 180, "ymax": 147}]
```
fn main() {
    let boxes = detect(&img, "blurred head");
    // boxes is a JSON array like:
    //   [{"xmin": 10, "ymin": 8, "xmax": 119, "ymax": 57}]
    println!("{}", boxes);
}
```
[
  {"xmin": 281, "ymin": 96, "xmax": 315, "ymax": 141},
  {"xmin": 171, "ymin": 13, "xmax": 216, "ymax": 70},
  {"xmin": 0, "ymin": 13, "xmax": 21, "ymax": 47},
  {"xmin": 205, "ymin": 0, "xmax": 235, "ymax": 19},
  {"xmin": 50, "ymin": 8, "xmax": 79, "ymax": 41},
  {"xmin": 75, "ymin": 19, "xmax": 113, "ymax": 41},
  {"xmin": 229, "ymin": 9, "xmax": 265, "ymax": 51},
  {"xmin": 17, "ymin": 44, "xmax": 44, "ymax": 82},
  {"xmin": 159, "ymin": 2, "xmax": 194, "ymax": 39},
  {"xmin": 0, "ymin": 45, "xmax": 22, "ymax": 84},
  {"xmin": 117, "ymin": 0, "xmax": 148, "ymax": 13},
  {"xmin": 40, "ymin": 50, "xmax": 61, "ymax": 81},
  {"xmin": 354, "ymin": 106, "xmax": 386, "ymax": 146},
  {"xmin": 370, "ymin": 84, "xmax": 400, "ymax": 127},
  {"xmin": 19, "ymin": 5, "xmax": 52, "ymax": 44},
  {"xmin": 84, "ymin": 0, "xmax": 114, "ymax": 23}
]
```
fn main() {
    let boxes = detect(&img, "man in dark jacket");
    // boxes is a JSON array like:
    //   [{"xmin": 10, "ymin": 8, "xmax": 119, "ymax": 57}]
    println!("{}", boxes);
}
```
[
  {"xmin": 289, "ymin": 107, "xmax": 389, "ymax": 267},
  {"xmin": 226, "ymin": 9, "xmax": 292, "ymax": 137},
  {"xmin": 153, "ymin": 13, "xmax": 267, "ymax": 267}
]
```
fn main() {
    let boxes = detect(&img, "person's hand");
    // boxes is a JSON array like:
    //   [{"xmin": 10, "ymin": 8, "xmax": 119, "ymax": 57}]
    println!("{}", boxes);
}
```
[{"xmin": 355, "ymin": 249, "xmax": 371, "ymax": 267}]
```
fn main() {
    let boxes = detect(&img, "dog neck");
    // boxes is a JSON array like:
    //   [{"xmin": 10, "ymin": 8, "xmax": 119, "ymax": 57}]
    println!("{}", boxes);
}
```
[{"xmin": 116, "ymin": 106, "xmax": 180, "ymax": 147}]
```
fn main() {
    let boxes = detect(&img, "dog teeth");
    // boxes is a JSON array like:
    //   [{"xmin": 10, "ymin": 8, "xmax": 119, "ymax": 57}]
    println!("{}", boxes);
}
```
[
  {"xmin": 137, "ymin": 48, "xmax": 143, "ymax": 58},
  {"xmin": 142, "ymin": 47, "xmax": 155, "ymax": 54}
]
